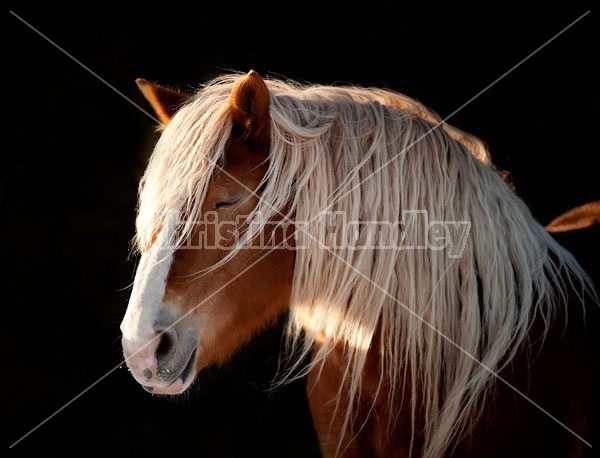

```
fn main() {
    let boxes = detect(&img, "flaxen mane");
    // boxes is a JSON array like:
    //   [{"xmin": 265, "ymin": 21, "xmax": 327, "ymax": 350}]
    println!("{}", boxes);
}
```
[{"xmin": 134, "ymin": 72, "xmax": 594, "ymax": 457}]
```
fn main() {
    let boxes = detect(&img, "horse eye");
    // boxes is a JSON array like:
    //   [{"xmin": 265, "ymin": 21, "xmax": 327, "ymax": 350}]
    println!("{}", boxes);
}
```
[{"xmin": 215, "ymin": 196, "xmax": 242, "ymax": 209}]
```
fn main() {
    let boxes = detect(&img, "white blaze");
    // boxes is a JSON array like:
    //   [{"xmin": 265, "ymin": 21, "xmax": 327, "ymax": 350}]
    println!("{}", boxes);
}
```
[{"xmin": 120, "ymin": 214, "xmax": 178, "ymax": 346}]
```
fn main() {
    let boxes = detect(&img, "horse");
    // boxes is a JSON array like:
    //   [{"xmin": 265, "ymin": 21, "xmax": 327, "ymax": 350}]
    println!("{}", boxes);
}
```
[{"xmin": 120, "ymin": 70, "xmax": 598, "ymax": 457}]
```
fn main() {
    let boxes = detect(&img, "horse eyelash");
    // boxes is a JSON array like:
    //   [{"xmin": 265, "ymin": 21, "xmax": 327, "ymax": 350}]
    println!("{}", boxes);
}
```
[{"xmin": 215, "ymin": 195, "xmax": 242, "ymax": 209}]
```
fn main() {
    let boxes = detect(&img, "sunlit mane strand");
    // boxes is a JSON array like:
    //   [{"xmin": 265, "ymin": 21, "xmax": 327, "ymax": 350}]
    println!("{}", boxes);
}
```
[{"xmin": 134, "ymin": 72, "xmax": 594, "ymax": 457}]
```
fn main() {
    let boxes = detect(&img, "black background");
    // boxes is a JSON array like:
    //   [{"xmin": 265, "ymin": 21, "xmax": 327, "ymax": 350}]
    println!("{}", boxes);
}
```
[{"xmin": 6, "ymin": 8, "xmax": 598, "ymax": 458}]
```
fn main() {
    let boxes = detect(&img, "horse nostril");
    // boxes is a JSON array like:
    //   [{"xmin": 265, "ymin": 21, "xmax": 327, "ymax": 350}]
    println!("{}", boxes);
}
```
[{"xmin": 155, "ymin": 328, "xmax": 177, "ymax": 364}]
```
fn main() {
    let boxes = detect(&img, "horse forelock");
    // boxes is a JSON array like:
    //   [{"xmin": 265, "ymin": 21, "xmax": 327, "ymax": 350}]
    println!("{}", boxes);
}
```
[
  {"xmin": 133, "ymin": 72, "xmax": 595, "ymax": 457},
  {"xmin": 133, "ymin": 78, "xmax": 236, "ymax": 256}
]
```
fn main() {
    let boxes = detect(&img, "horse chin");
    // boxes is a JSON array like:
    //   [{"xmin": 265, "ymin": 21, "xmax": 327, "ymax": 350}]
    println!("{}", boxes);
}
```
[{"xmin": 143, "ymin": 378, "xmax": 186, "ymax": 395}]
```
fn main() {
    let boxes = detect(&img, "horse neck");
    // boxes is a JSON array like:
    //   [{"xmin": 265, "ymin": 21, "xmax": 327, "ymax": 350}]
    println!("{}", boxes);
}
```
[{"xmin": 306, "ymin": 329, "xmax": 423, "ymax": 457}]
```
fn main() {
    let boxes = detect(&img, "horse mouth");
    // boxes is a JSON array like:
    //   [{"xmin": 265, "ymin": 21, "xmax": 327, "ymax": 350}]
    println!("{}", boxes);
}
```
[{"xmin": 143, "ymin": 348, "xmax": 197, "ymax": 395}]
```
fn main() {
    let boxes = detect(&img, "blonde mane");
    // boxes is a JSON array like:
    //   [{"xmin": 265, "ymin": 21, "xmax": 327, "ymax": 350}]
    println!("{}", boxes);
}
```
[{"xmin": 134, "ymin": 72, "xmax": 594, "ymax": 457}]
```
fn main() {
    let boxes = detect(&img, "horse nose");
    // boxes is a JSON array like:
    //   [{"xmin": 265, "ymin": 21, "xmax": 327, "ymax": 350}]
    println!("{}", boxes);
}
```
[
  {"xmin": 154, "ymin": 327, "xmax": 179, "ymax": 379},
  {"xmin": 122, "ymin": 326, "xmax": 178, "ymax": 383},
  {"xmin": 121, "ymin": 330, "xmax": 160, "ymax": 381}
]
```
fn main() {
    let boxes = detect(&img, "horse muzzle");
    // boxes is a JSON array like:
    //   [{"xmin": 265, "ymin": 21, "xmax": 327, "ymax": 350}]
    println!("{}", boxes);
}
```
[{"xmin": 121, "ymin": 327, "xmax": 198, "ymax": 395}]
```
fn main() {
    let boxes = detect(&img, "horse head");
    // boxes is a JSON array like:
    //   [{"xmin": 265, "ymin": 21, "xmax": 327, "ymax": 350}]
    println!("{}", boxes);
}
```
[{"xmin": 120, "ymin": 71, "xmax": 294, "ymax": 394}]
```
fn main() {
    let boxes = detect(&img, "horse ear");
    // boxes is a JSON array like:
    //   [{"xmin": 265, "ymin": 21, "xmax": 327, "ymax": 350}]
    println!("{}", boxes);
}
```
[
  {"xmin": 136, "ymin": 78, "xmax": 191, "ymax": 127},
  {"xmin": 230, "ymin": 70, "xmax": 270, "ymax": 145}
]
